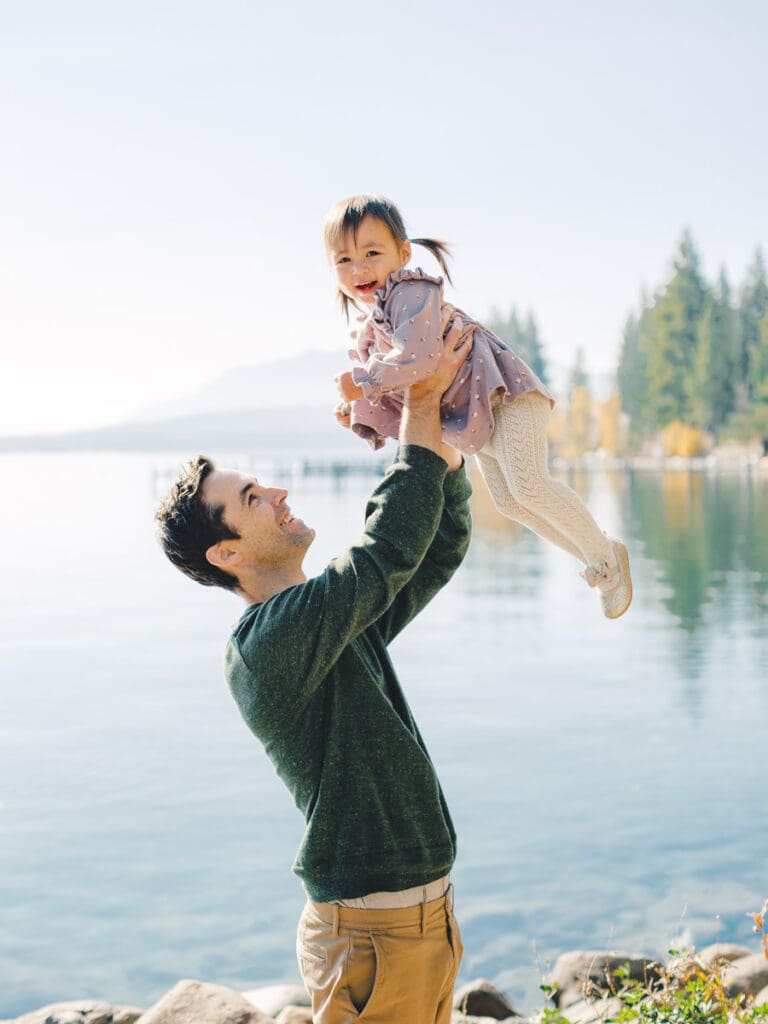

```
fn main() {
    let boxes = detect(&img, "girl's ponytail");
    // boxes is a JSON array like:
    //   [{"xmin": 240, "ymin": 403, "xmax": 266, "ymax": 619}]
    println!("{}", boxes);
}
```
[{"xmin": 409, "ymin": 237, "xmax": 453, "ymax": 286}]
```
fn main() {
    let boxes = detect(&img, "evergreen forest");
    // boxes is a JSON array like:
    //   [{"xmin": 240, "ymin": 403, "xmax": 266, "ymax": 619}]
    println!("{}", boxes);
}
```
[
  {"xmin": 617, "ymin": 233, "xmax": 768, "ymax": 452},
  {"xmin": 488, "ymin": 234, "xmax": 768, "ymax": 457}
]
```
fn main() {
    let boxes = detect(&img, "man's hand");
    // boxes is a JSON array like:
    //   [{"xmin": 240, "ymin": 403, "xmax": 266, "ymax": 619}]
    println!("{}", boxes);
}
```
[
  {"xmin": 409, "ymin": 317, "xmax": 471, "ymax": 404},
  {"xmin": 401, "ymin": 319, "xmax": 472, "ymax": 469}
]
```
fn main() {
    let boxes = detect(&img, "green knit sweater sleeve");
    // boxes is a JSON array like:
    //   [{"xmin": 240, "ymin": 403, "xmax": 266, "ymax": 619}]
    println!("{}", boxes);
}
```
[
  {"xmin": 374, "ymin": 459, "xmax": 472, "ymax": 643},
  {"xmin": 227, "ymin": 444, "xmax": 450, "ymax": 733}
]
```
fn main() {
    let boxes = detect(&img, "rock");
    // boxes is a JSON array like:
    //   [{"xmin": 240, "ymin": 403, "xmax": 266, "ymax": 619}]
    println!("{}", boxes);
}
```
[
  {"xmin": 548, "ymin": 996, "xmax": 622, "ymax": 1023},
  {"xmin": 451, "ymin": 1017, "xmax": 509, "ymax": 1023},
  {"xmin": 548, "ymin": 950, "xmax": 662, "ymax": 1008},
  {"xmin": 451, "ymin": 1015, "xmax": 522, "ymax": 1024},
  {"xmin": 453, "ymin": 978, "xmax": 520, "ymax": 1020},
  {"xmin": 696, "ymin": 943, "xmax": 752, "ymax": 969},
  {"xmin": 275, "ymin": 1009, "xmax": 312, "ymax": 1024},
  {"xmin": 721, "ymin": 953, "xmax": 768, "ymax": 999},
  {"xmin": 2, "ymin": 1002, "xmax": 142, "ymax": 1024},
  {"xmin": 242, "ymin": 986, "xmax": 309, "ymax": 1016},
  {"xmin": 136, "ymin": 980, "xmax": 274, "ymax": 1024}
]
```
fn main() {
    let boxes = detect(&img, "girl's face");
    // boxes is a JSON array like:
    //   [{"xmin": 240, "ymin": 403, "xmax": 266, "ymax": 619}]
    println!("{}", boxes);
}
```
[{"xmin": 330, "ymin": 215, "xmax": 411, "ymax": 307}]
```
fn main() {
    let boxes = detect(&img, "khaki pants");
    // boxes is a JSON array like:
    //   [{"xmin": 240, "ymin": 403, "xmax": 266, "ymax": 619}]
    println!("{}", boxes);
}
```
[{"xmin": 296, "ymin": 889, "xmax": 463, "ymax": 1023}]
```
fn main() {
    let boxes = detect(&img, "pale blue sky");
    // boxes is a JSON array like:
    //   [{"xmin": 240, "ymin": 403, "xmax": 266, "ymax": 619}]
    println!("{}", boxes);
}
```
[{"xmin": 1, "ymin": 0, "xmax": 766, "ymax": 434}]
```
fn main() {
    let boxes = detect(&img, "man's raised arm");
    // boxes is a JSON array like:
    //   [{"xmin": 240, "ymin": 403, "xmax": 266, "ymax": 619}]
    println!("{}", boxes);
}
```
[{"xmin": 399, "ymin": 322, "xmax": 471, "ymax": 470}]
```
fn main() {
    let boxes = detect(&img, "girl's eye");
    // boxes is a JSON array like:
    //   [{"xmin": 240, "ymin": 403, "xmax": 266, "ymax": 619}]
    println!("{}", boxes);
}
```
[
  {"xmin": 336, "ymin": 256, "xmax": 350, "ymax": 265},
  {"xmin": 365, "ymin": 250, "xmax": 380, "ymax": 257}
]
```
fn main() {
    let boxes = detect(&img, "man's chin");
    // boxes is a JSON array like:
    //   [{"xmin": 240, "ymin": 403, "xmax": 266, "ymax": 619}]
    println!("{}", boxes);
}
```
[{"xmin": 291, "ymin": 524, "xmax": 315, "ymax": 548}]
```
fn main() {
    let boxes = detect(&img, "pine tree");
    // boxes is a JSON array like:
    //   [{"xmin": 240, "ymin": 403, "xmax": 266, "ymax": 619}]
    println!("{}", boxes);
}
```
[
  {"xmin": 564, "ymin": 348, "xmax": 594, "ymax": 456},
  {"xmin": 690, "ymin": 269, "xmax": 739, "ymax": 432},
  {"xmin": 739, "ymin": 248, "xmax": 768, "ymax": 414},
  {"xmin": 567, "ymin": 346, "xmax": 589, "ymax": 396},
  {"xmin": 523, "ymin": 313, "xmax": 549, "ymax": 384},
  {"xmin": 643, "ymin": 231, "xmax": 709, "ymax": 427},
  {"xmin": 486, "ymin": 306, "xmax": 550, "ymax": 386},
  {"xmin": 617, "ymin": 310, "xmax": 647, "ymax": 429}
]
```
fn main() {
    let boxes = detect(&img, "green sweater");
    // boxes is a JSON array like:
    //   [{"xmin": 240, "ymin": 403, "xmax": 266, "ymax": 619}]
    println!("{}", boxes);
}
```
[{"xmin": 224, "ymin": 444, "xmax": 472, "ymax": 902}]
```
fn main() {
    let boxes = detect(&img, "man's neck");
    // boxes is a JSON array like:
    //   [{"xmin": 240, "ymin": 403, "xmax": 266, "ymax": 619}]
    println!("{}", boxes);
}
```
[{"xmin": 236, "ymin": 567, "xmax": 307, "ymax": 606}]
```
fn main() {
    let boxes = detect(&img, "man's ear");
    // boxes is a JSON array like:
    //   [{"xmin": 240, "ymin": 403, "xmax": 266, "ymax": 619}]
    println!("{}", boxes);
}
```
[{"xmin": 206, "ymin": 540, "xmax": 241, "ymax": 571}]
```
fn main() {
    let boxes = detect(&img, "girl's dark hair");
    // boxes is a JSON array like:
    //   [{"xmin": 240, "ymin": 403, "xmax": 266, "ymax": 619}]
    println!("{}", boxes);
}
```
[{"xmin": 323, "ymin": 194, "xmax": 453, "ymax": 320}]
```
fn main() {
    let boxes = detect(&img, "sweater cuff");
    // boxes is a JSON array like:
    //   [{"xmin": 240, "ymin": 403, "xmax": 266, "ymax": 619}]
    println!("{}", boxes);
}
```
[
  {"xmin": 397, "ymin": 443, "xmax": 450, "ymax": 479},
  {"xmin": 443, "ymin": 459, "xmax": 472, "ymax": 503}
]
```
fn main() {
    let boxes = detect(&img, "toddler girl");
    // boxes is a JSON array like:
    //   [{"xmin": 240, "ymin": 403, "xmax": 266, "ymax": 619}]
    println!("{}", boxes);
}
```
[{"xmin": 325, "ymin": 194, "xmax": 632, "ymax": 618}]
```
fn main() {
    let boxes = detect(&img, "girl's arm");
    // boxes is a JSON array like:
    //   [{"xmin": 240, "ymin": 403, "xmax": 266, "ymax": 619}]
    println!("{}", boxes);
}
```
[{"xmin": 352, "ymin": 279, "xmax": 445, "ymax": 405}]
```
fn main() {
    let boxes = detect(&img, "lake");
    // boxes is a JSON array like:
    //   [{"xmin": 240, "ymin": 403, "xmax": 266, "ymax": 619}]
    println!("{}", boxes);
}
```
[{"xmin": 1, "ymin": 451, "xmax": 766, "ymax": 1018}]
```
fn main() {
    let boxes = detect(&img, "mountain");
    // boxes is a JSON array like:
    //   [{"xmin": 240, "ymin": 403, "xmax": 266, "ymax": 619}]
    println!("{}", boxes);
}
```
[
  {"xmin": 136, "ymin": 350, "xmax": 345, "ymax": 421},
  {"xmin": 0, "ymin": 351, "xmax": 382, "ymax": 456},
  {"xmin": 0, "ymin": 405, "xmax": 374, "ymax": 455}
]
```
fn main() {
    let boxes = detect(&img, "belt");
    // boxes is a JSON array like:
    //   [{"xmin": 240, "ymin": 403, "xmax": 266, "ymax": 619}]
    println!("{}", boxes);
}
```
[{"xmin": 334, "ymin": 873, "xmax": 451, "ymax": 910}]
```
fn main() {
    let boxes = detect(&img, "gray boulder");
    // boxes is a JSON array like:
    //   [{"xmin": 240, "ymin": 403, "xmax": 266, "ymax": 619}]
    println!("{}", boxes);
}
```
[
  {"xmin": 1, "ymin": 1002, "xmax": 142, "ymax": 1024},
  {"xmin": 451, "ymin": 1016, "xmax": 524, "ymax": 1024},
  {"xmin": 242, "ymin": 987, "xmax": 309, "ymax": 1017},
  {"xmin": 696, "ymin": 943, "xmax": 752, "ymax": 969},
  {"xmin": 136, "ymin": 980, "xmax": 274, "ymax": 1024},
  {"xmin": 274, "ymin": 1009, "xmax": 312, "ymax": 1024},
  {"xmin": 721, "ymin": 953, "xmax": 768, "ymax": 999},
  {"xmin": 548, "ymin": 950, "xmax": 662, "ymax": 1007},
  {"xmin": 547, "ymin": 996, "xmax": 622, "ymax": 1023},
  {"xmin": 453, "ymin": 978, "xmax": 520, "ymax": 1019}
]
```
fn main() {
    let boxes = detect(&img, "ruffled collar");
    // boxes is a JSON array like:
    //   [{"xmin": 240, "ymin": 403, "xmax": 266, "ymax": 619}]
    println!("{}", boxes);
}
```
[{"xmin": 371, "ymin": 267, "xmax": 444, "ymax": 320}]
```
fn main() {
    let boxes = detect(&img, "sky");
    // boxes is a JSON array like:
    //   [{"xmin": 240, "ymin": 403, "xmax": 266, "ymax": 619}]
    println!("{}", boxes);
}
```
[{"xmin": 1, "ymin": 0, "xmax": 766, "ymax": 435}]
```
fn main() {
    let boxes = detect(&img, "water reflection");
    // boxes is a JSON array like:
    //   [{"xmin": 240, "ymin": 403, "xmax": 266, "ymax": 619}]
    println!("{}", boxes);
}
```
[
  {"xmin": 467, "ymin": 461, "xmax": 768, "ymax": 634},
  {"xmin": 628, "ymin": 470, "xmax": 768, "ymax": 629}
]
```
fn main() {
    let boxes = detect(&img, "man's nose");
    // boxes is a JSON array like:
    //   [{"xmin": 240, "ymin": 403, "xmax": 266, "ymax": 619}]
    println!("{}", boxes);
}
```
[{"xmin": 270, "ymin": 488, "xmax": 288, "ymax": 505}]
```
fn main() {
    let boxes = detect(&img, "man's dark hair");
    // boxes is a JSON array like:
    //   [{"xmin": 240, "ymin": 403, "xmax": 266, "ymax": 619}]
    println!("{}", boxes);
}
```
[{"xmin": 155, "ymin": 455, "xmax": 240, "ymax": 591}]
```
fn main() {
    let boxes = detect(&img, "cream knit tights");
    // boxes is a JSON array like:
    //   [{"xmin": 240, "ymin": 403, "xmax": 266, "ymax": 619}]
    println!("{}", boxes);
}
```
[{"xmin": 477, "ymin": 391, "xmax": 616, "ymax": 569}]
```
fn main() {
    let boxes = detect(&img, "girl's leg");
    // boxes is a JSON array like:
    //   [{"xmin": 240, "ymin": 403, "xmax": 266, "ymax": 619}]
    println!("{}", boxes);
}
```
[
  {"xmin": 484, "ymin": 391, "xmax": 616, "ymax": 569},
  {"xmin": 475, "ymin": 450, "xmax": 586, "ymax": 562}
]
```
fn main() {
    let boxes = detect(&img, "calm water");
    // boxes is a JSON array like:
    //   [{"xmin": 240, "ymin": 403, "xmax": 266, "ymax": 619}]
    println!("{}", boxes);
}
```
[{"xmin": 1, "ymin": 452, "xmax": 766, "ymax": 1018}]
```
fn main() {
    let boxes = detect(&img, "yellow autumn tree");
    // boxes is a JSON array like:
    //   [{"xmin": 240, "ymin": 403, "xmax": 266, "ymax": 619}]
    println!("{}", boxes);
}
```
[
  {"xmin": 660, "ymin": 420, "xmax": 708, "ymax": 456},
  {"xmin": 598, "ymin": 393, "xmax": 626, "ymax": 455}
]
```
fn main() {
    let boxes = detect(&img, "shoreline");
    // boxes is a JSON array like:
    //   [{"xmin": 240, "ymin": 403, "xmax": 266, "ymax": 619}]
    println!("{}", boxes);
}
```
[{"xmin": 5, "ymin": 941, "xmax": 768, "ymax": 1024}]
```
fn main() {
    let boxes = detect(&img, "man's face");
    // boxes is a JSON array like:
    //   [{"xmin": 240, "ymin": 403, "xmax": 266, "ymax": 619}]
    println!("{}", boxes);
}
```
[{"xmin": 202, "ymin": 468, "xmax": 315, "ymax": 574}]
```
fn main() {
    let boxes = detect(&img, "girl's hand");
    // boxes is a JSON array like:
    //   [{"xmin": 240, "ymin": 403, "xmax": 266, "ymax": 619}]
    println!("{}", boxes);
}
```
[
  {"xmin": 333, "ymin": 400, "xmax": 352, "ymax": 430},
  {"xmin": 335, "ymin": 370, "xmax": 364, "ymax": 403}
]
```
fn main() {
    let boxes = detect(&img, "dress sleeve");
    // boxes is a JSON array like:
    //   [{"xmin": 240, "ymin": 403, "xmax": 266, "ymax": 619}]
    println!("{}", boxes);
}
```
[
  {"xmin": 349, "ymin": 396, "xmax": 389, "ymax": 451},
  {"xmin": 352, "ymin": 279, "xmax": 444, "ymax": 405}
]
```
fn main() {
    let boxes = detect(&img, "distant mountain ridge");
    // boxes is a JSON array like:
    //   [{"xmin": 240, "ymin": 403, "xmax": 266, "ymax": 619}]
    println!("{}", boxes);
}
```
[
  {"xmin": 0, "ymin": 351, "xmax": 373, "ymax": 455},
  {"xmin": 0, "ymin": 405, "xmax": 368, "ymax": 456},
  {"xmin": 137, "ymin": 350, "xmax": 344, "ymax": 421}
]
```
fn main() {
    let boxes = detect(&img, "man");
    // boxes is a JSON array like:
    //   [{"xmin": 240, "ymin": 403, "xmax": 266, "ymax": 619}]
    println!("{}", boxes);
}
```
[{"xmin": 155, "ymin": 335, "xmax": 472, "ymax": 1023}]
